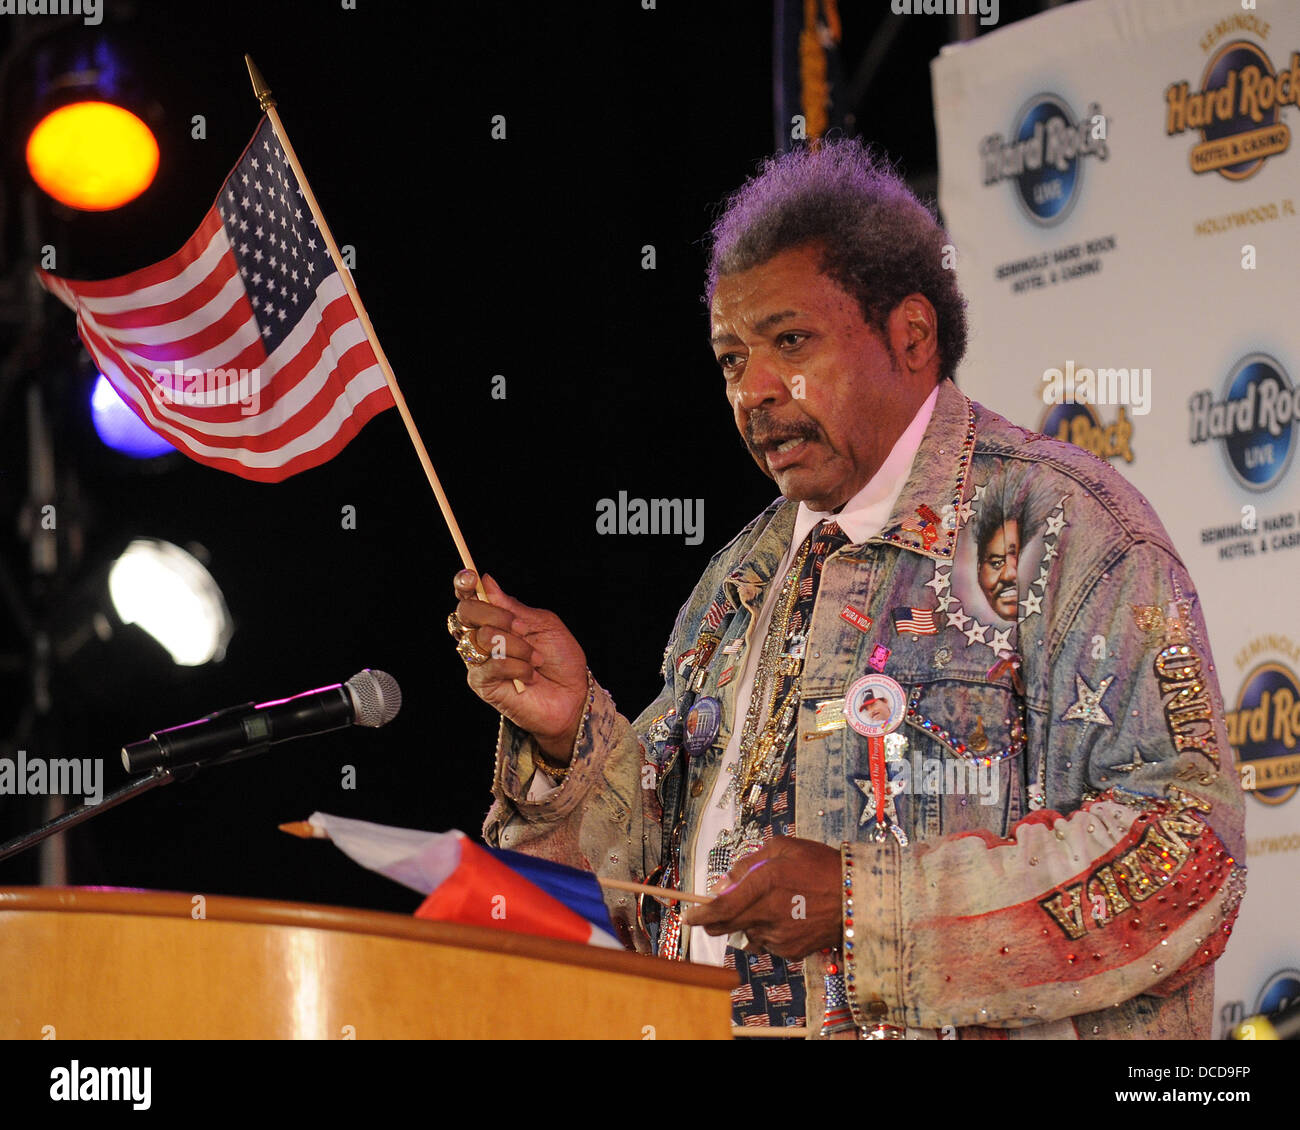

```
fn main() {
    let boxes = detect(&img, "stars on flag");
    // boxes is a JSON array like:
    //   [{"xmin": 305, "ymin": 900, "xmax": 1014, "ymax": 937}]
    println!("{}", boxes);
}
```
[
  {"xmin": 215, "ymin": 125, "xmax": 334, "ymax": 354},
  {"xmin": 37, "ymin": 115, "xmax": 394, "ymax": 483}
]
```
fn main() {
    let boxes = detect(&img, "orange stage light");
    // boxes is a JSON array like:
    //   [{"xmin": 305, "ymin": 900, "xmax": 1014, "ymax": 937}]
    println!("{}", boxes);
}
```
[{"xmin": 26, "ymin": 100, "xmax": 159, "ymax": 211}]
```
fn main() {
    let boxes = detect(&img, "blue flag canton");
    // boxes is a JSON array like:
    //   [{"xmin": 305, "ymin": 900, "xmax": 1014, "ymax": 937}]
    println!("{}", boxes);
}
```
[{"xmin": 217, "ymin": 120, "xmax": 336, "ymax": 355}]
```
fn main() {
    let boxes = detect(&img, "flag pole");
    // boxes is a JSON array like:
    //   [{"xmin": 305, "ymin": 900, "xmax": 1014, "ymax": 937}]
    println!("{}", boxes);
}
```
[
  {"xmin": 244, "ymin": 56, "xmax": 524, "ymax": 691},
  {"xmin": 278, "ymin": 821, "xmax": 716, "ymax": 904}
]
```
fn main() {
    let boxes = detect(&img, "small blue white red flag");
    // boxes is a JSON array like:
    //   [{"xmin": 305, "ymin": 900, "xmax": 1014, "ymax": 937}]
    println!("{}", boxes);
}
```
[{"xmin": 304, "ymin": 812, "xmax": 622, "ymax": 949}]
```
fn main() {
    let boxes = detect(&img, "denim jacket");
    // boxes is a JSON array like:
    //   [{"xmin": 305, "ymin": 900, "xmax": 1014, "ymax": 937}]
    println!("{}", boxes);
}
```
[{"xmin": 484, "ymin": 378, "xmax": 1247, "ymax": 1039}]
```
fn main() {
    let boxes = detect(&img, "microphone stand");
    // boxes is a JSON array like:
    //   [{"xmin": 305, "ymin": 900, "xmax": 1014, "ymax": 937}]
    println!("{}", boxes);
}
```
[
  {"xmin": 1, "ymin": 684, "xmax": 386, "ymax": 865},
  {"xmin": 0, "ymin": 744, "xmax": 253, "ymax": 864}
]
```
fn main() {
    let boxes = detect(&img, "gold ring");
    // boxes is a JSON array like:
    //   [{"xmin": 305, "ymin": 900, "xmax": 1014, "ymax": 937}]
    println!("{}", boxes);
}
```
[
  {"xmin": 457, "ymin": 632, "xmax": 492, "ymax": 667},
  {"xmin": 447, "ymin": 612, "xmax": 467, "ymax": 640}
]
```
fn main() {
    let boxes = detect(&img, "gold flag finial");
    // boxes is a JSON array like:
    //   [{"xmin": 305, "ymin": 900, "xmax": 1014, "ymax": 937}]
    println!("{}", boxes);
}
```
[{"xmin": 244, "ymin": 54, "xmax": 276, "ymax": 110}]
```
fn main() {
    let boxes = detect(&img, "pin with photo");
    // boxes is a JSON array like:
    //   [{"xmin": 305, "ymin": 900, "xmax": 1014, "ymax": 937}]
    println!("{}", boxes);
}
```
[
  {"xmin": 684, "ymin": 696, "xmax": 722, "ymax": 755},
  {"xmin": 845, "ymin": 674, "xmax": 908, "ymax": 844}
]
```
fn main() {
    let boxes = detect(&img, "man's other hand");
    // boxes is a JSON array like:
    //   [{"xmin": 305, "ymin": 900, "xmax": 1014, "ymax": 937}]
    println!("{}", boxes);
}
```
[{"xmin": 683, "ymin": 836, "xmax": 843, "ymax": 959}]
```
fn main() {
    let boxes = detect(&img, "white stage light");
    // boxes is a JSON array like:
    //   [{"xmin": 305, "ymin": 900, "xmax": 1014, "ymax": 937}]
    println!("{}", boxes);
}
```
[{"xmin": 108, "ymin": 539, "xmax": 233, "ymax": 666}]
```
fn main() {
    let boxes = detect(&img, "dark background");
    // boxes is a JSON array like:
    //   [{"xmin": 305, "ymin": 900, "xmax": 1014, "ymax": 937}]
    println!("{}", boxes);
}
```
[{"xmin": 0, "ymin": 0, "xmax": 1063, "ymax": 910}]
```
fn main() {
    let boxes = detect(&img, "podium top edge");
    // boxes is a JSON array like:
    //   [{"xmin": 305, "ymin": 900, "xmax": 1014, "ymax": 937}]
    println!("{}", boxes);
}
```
[{"xmin": 0, "ymin": 887, "xmax": 737, "ymax": 991}]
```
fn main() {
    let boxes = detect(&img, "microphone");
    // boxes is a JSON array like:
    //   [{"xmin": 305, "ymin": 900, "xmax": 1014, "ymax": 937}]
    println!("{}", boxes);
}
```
[{"xmin": 121, "ymin": 669, "xmax": 402, "ymax": 774}]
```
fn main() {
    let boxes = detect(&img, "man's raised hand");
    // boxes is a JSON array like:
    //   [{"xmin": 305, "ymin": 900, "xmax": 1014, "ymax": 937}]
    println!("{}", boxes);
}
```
[{"xmin": 451, "ymin": 570, "xmax": 589, "ymax": 763}]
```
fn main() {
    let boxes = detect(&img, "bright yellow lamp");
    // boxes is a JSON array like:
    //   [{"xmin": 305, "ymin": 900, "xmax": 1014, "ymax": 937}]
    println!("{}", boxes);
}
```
[{"xmin": 26, "ymin": 100, "xmax": 158, "ymax": 211}]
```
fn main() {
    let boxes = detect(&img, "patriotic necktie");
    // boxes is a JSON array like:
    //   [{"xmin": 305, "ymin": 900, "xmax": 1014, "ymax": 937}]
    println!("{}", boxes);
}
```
[{"xmin": 718, "ymin": 517, "xmax": 850, "ymax": 1029}]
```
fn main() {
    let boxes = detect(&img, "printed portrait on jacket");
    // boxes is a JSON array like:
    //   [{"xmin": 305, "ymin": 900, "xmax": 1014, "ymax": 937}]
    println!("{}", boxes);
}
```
[{"xmin": 944, "ymin": 462, "xmax": 1061, "ymax": 651}]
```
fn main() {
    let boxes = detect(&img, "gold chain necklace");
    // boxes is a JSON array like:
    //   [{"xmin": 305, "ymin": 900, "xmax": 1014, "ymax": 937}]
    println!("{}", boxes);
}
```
[{"xmin": 733, "ymin": 535, "xmax": 812, "ymax": 816}]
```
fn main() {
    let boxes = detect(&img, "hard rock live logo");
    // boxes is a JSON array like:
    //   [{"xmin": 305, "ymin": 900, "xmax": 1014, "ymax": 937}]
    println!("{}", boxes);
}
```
[
  {"xmin": 1165, "ymin": 39, "xmax": 1298, "ymax": 179},
  {"xmin": 1189, "ymin": 353, "xmax": 1297, "ymax": 492},
  {"xmin": 1226, "ymin": 638, "xmax": 1300, "ymax": 805},
  {"xmin": 981, "ymin": 94, "xmax": 1108, "ymax": 226}
]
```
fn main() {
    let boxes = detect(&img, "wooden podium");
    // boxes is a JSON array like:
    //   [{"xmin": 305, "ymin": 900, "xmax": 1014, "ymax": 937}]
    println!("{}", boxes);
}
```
[{"xmin": 0, "ymin": 887, "xmax": 736, "ymax": 1039}]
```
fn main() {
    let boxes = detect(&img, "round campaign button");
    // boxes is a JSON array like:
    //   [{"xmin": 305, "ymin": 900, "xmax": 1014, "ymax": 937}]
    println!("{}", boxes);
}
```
[
  {"xmin": 684, "ymin": 696, "xmax": 722, "ymax": 754},
  {"xmin": 844, "ymin": 674, "xmax": 906, "ymax": 738}
]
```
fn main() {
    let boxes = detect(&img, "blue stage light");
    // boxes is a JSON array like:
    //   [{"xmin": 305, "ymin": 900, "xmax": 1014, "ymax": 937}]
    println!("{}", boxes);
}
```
[{"xmin": 90, "ymin": 374, "xmax": 174, "ymax": 459}]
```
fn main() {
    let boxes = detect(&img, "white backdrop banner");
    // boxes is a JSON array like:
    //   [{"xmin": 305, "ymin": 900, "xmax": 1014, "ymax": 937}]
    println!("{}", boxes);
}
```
[{"xmin": 934, "ymin": 0, "xmax": 1300, "ymax": 1038}]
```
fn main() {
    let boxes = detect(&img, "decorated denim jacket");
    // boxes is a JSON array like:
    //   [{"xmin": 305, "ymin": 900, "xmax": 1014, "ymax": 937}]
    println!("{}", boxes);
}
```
[{"xmin": 484, "ymin": 378, "xmax": 1247, "ymax": 1040}]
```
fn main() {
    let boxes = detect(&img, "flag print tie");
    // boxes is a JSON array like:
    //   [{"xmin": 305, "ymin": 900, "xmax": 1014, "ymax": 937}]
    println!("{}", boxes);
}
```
[{"xmin": 724, "ymin": 518, "xmax": 850, "ymax": 1029}]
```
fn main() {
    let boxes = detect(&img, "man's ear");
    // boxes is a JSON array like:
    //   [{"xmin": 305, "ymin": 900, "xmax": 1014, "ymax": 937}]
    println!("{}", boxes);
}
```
[{"xmin": 885, "ymin": 294, "xmax": 939, "ymax": 375}]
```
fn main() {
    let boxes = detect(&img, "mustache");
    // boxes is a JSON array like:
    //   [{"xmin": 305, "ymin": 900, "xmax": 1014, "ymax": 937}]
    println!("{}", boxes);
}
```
[{"xmin": 744, "ymin": 414, "xmax": 822, "ymax": 455}]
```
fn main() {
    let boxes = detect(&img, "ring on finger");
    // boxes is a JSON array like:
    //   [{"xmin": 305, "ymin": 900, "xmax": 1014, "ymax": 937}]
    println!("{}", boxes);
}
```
[
  {"xmin": 447, "ymin": 612, "xmax": 468, "ymax": 640},
  {"xmin": 457, "ymin": 632, "xmax": 492, "ymax": 667}
]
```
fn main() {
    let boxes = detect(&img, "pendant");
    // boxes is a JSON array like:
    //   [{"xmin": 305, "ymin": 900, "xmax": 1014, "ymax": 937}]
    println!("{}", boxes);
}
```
[
  {"xmin": 736, "ymin": 823, "xmax": 766, "ymax": 863},
  {"xmin": 706, "ymin": 827, "xmax": 739, "ymax": 892},
  {"xmin": 855, "ymin": 774, "xmax": 910, "ymax": 847},
  {"xmin": 820, "ymin": 950, "xmax": 856, "ymax": 1036},
  {"xmin": 716, "ymin": 760, "xmax": 740, "ymax": 810}
]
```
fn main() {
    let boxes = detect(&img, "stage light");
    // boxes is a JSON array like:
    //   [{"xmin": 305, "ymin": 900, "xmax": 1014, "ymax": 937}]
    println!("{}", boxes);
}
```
[
  {"xmin": 90, "ymin": 374, "xmax": 175, "ymax": 459},
  {"xmin": 107, "ymin": 540, "xmax": 233, "ymax": 667},
  {"xmin": 26, "ymin": 100, "xmax": 158, "ymax": 211}
]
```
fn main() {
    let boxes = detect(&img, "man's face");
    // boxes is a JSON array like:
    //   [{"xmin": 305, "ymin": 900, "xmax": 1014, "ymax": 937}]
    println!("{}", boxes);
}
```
[
  {"xmin": 978, "ymin": 519, "xmax": 1020, "ymax": 620},
  {"xmin": 710, "ymin": 244, "xmax": 926, "ymax": 512}
]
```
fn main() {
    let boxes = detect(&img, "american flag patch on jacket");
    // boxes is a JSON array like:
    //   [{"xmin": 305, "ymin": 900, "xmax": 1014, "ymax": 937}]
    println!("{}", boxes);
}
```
[
  {"xmin": 893, "ymin": 606, "xmax": 938, "ymax": 634},
  {"xmin": 703, "ymin": 599, "xmax": 727, "ymax": 630}
]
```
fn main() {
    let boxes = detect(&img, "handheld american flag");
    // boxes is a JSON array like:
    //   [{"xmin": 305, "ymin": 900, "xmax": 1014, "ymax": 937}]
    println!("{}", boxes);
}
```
[{"xmin": 39, "ymin": 116, "xmax": 395, "ymax": 482}]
